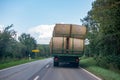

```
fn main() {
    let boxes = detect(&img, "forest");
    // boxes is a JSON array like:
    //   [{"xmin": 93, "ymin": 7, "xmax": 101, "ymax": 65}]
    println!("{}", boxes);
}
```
[{"xmin": 82, "ymin": 0, "xmax": 120, "ymax": 70}]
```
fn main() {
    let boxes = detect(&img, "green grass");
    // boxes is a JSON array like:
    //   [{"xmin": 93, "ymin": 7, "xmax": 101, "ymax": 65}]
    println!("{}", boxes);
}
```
[
  {"xmin": 80, "ymin": 57, "xmax": 120, "ymax": 80},
  {"xmin": 0, "ymin": 57, "xmax": 44, "ymax": 70}
]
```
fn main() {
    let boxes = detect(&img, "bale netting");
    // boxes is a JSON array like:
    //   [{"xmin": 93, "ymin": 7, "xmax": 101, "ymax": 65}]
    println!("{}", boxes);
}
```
[
  {"xmin": 71, "ymin": 24, "xmax": 86, "ymax": 39},
  {"xmin": 53, "ymin": 24, "xmax": 70, "ymax": 37},
  {"xmin": 50, "ymin": 37, "xmax": 66, "ymax": 53},
  {"xmin": 68, "ymin": 38, "xmax": 84, "ymax": 53}
]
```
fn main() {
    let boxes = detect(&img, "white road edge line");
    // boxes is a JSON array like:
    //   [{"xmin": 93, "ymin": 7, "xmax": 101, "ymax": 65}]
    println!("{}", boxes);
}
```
[
  {"xmin": 81, "ymin": 68, "xmax": 102, "ymax": 80},
  {"xmin": 34, "ymin": 76, "xmax": 39, "ymax": 80},
  {"xmin": 0, "ymin": 62, "xmax": 29, "ymax": 71},
  {"xmin": 0, "ymin": 60, "xmax": 35, "ymax": 71},
  {"xmin": 0, "ymin": 59, "xmax": 49, "ymax": 71}
]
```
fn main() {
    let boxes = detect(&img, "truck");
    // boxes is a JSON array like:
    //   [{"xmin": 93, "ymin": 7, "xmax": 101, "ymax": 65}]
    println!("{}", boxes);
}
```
[{"xmin": 50, "ymin": 24, "xmax": 86, "ymax": 67}]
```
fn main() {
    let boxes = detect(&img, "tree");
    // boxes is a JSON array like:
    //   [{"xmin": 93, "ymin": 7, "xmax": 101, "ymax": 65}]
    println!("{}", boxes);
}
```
[
  {"xmin": 81, "ymin": 11, "xmax": 99, "ymax": 57},
  {"xmin": 82, "ymin": 0, "xmax": 120, "ymax": 69},
  {"xmin": 0, "ymin": 24, "xmax": 17, "ymax": 59},
  {"xmin": 37, "ymin": 44, "xmax": 50, "ymax": 57},
  {"xmin": 18, "ymin": 33, "xmax": 37, "ymax": 58}
]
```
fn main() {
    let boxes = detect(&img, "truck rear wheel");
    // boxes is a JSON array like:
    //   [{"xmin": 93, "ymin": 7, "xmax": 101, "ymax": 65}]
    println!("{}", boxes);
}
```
[
  {"xmin": 75, "ymin": 62, "xmax": 79, "ymax": 68},
  {"xmin": 70, "ymin": 62, "xmax": 79, "ymax": 67},
  {"xmin": 54, "ymin": 62, "xmax": 59, "ymax": 67}
]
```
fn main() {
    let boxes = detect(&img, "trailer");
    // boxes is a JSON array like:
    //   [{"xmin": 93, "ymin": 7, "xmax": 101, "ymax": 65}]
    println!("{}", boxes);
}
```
[{"xmin": 50, "ymin": 24, "xmax": 86, "ymax": 67}]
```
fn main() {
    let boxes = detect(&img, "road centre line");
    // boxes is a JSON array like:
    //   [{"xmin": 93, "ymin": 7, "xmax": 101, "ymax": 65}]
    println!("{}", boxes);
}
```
[
  {"xmin": 46, "ymin": 64, "xmax": 50, "ymax": 68},
  {"xmin": 34, "ymin": 75, "xmax": 39, "ymax": 80}
]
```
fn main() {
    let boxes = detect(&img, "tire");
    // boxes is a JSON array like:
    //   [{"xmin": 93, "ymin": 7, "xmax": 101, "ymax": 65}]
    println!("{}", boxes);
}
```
[
  {"xmin": 54, "ymin": 62, "xmax": 59, "ymax": 67},
  {"xmin": 75, "ymin": 62, "xmax": 79, "ymax": 68},
  {"xmin": 72, "ymin": 62, "xmax": 79, "ymax": 68}
]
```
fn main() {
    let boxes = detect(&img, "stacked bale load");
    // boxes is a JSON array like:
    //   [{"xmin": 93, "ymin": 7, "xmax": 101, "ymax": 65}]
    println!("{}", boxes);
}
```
[{"xmin": 50, "ymin": 24, "xmax": 86, "ymax": 54}]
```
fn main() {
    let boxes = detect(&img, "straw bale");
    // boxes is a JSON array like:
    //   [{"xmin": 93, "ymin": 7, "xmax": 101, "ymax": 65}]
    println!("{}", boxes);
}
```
[
  {"xmin": 50, "ymin": 37, "xmax": 66, "ymax": 51},
  {"xmin": 71, "ymin": 24, "xmax": 86, "ymax": 39},
  {"xmin": 53, "ymin": 24, "xmax": 70, "ymax": 37},
  {"xmin": 69, "ymin": 38, "xmax": 84, "ymax": 52}
]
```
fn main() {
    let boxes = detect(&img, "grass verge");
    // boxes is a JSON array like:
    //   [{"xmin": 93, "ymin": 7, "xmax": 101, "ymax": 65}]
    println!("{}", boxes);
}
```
[
  {"xmin": 80, "ymin": 57, "xmax": 120, "ymax": 80},
  {"xmin": 0, "ymin": 57, "xmax": 44, "ymax": 70}
]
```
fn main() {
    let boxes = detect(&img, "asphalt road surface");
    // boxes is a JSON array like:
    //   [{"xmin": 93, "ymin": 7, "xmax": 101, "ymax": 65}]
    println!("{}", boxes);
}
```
[{"xmin": 0, "ymin": 58, "xmax": 101, "ymax": 80}]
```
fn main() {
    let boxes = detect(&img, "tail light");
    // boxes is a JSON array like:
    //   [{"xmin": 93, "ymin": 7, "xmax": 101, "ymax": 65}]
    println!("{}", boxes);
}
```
[
  {"xmin": 54, "ymin": 57, "xmax": 58, "ymax": 61},
  {"xmin": 76, "ymin": 58, "xmax": 79, "ymax": 62}
]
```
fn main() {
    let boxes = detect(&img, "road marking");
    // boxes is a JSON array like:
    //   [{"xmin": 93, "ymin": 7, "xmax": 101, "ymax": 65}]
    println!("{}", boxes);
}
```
[
  {"xmin": 0, "ymin": 61, "xmax": 34, "ymax": 72},
  {"xmin": 0, "ymin": 63, "xmax": 27, "ymax": 72},
  {"xmin": 81, "ymin": 68, "xmax": 102, "ymax": 80},
  {"xmin": 46, "ymin": 64, "xmax": 49, "ymax": 68},
  {"xmin": 34, "ymin": 76, "xmax": 39, "ymax": 80},
  {"xmin": 0, "ymin": 58, "xmax": 52, "ymax": 72}
]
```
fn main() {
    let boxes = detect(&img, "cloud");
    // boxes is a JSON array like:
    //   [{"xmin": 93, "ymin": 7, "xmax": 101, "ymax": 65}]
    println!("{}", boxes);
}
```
[
  {"xmin": 0, "ymin": 25, "xmax": 4, "ymax": 32},
  {"xmin": 28, "ymin": 24, "xmax": 55, "ymax": 44}
]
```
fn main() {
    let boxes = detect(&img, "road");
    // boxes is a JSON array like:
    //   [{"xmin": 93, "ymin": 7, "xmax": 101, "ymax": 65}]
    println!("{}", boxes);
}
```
[{"xmin": 0, "ymin": 58, "xmax": 101, "ymax": 80}]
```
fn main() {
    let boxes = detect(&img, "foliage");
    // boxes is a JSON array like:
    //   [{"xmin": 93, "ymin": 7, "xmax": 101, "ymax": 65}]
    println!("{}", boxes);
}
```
[
  {"xmin": 0, "ymin": 24, "xmax": 50, "ymax": 62},
  {"xmin": 0, "ymin": 25, "xmax": 39, "ymax": 61},
  {"xmin": 37, "ymin": 44, "xmax": 50, "ymax": 57},
  {"xmin": 82, "ymin": 0, "xmax": 120, "ymax": 70},
  {"xmin": 18, "ymin": 33, "xmax": 37, "ymax": 58},
  {"xmin": 0, "ymin": 24, "xmax": 16, "ymax": 59}
]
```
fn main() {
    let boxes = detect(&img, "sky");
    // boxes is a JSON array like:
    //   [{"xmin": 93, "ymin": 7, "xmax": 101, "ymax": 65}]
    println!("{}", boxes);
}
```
[{"xmin": 0, "ymin": 0, "xmax": 94, "ymax": 44}]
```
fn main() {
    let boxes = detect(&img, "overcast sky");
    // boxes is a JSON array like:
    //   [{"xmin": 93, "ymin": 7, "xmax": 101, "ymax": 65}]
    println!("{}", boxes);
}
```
[{"xmin": 0, "ymin": 0, "xmax": 94, "ymax": 44}]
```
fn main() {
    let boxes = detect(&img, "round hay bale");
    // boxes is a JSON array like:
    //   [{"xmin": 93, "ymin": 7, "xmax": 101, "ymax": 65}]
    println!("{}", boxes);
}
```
[
  {"xmin": 53, "ymin": 24, "xmax": 70, "ymax": 37},
  {"xmin": 50, "ymin": 37, "xmax": 66, "ymax": 53},
  {"xmin": 71, "ymin": 25, "xmax": 86, "ymax": 39},
  {"xmin": 49, "ymin": 39, "xmax": 52, "ymax": 53},
  {"xmin": 69, "ymin": 38, "xmax": 84, "ymax": 53}
]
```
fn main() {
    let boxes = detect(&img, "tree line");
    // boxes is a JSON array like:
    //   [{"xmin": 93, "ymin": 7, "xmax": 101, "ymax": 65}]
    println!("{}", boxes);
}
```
[
  {"xmin": 0, "ymin": 24, "xmax": 50, "ymax": 61},
  {"xmin": 82, "ymin": 0, "xmax": 120, "ymax": 70}
]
